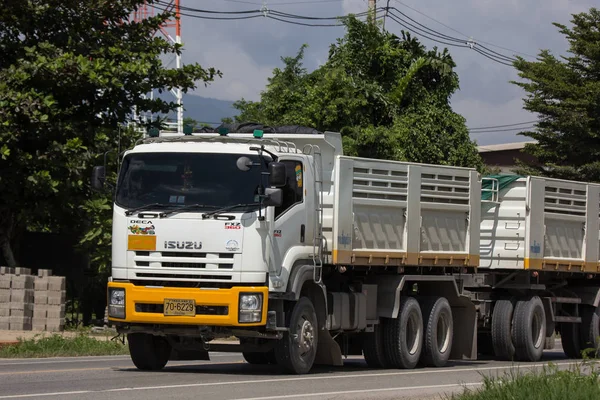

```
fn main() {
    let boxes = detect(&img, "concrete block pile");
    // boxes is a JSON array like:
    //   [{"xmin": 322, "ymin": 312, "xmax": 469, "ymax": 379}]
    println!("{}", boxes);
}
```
[{"xmin": 0, "ymin": 267, "xmax": 66, "ymax": 332}]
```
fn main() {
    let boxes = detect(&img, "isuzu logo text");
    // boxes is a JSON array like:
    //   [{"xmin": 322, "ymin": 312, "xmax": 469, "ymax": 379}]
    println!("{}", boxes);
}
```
[{"xmin": 164, "ymin": 241, "xmax": 202, "ymax": 250}]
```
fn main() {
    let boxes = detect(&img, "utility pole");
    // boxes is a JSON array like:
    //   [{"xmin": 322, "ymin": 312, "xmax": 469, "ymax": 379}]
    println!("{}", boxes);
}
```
[{"xmin": 368, "ymin": 0, "xmax": 376, "ymax": 24}]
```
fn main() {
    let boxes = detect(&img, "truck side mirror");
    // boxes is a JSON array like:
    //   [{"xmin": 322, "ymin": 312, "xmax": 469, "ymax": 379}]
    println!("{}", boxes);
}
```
[
  {"xmin": 91, "ymin": 166, "xmax": 106, "ymax": 192},
  {"xmin": 263, "ymin": 188, "xmax": 283, "ymax": 207},
  {"xmin": 268, "ymin": 162, "xmax": 286, "ymax": 187}
]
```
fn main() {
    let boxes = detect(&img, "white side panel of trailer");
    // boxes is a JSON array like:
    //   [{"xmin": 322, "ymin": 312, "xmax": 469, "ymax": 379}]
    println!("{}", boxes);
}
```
[
  {"xmin": 332, "ymin": 156, "xmax": 480, "ymax": 267},
  {"xmin": 480, "ymin": 176, "xmax": 600, "ymax": 272},
  {"xmin": 479, "ymin": 178, "xmax": 528, "ymax": 269}
]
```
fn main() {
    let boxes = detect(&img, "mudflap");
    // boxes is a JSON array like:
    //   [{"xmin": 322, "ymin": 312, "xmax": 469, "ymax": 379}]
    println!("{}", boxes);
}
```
[
  {"xmin": 314, "ymin": 328, "xmax": 343, "ymax": 366},
  {"xmin": 450, "ymin": 296, "xmax": 477, "ymax": 360}
]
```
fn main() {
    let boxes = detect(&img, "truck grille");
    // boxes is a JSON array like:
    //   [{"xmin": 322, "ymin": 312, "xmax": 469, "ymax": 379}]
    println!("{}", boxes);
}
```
[
  {"xmin": 133, "ymin": 251, "xmax": 235, "ymax": 270},
  {"xmin": 135, "ymin": 272, "xmax": 232, "ymax": 280}
]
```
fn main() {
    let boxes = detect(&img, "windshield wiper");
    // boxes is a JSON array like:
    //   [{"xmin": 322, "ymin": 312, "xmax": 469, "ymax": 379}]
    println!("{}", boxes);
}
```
[
  {"xmin": 124, "ymin": 203, "xmax": 172, "ymax": 216},
  {"xmin": 159, "ymin": 204, "xmax": 220, "ymax": 218},
  {"xmin": 202, "ymin": 203, "xmax": 261, "ymax": 219}
]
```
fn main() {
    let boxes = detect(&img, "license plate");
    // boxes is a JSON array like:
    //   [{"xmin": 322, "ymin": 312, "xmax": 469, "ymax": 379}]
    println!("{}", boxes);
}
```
[{"xmin": 164, "ymin": 299, "xmax": 196, "ymax": 316}]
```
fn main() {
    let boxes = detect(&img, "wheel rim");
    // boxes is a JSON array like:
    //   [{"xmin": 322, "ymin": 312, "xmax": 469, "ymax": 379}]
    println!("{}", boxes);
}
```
[
  {"xmin": 406, "ymin": 310, "xmax": 421, "ymax": 355},
  {"xmin": 532, "ymin": 308, "xmax": 544, "ymax": 349},
  {"xmin": 437, "ymin": 311, "xmax": 451, "ymax": 354},
  {"xmin": 297, "ymin": 316, "xmax": 315, "ymax": 357}
]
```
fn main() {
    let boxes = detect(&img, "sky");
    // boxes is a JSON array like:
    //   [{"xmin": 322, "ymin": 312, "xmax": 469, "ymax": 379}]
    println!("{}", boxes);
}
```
[{"xmin": 169, "ymin": 0, "xmax": 596, "ymax": 145}]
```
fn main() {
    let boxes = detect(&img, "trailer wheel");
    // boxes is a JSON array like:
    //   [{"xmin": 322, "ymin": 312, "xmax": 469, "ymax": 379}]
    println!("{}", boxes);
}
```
[
  {"xmin": 275, "ymin": 297, "xmax": 318, "ymax": 374},
  {"xmin": 580, "ymin": 305, "xmax": 600, "ymax": 358},
  {"xmin": 363, "ymin": 322, "xmax": 388, "ymax": 368},
  {"xmin": 512, "ymin": 296, "xmax": 546, "ymax": 362},
  {"xmin": 491, "ymin": 299, "xmax": 516, "ymax": 361},
  {"xmin": 561, "ymin": 322, "xmax": 582, "ymax": 358},
  {"xmin": 128, "ymin": 333, "xmax": 171, "ymax": 371},
  {"xmin": 383, "ymin": 297, "xmax": 423, "ymax": 369},
  {"xmin": 419, "ymin": 297, "xmax": 453, "ymax": 367}
]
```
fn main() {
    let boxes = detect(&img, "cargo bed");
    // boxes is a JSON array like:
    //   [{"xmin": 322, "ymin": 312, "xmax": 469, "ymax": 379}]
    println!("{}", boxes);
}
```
[
  {"xmin": 480, "ymin": 176, "xmax": 600, "ymax": 272},
  {"xmin": 331, "ymin": 156, "xmax": 481, "ymax": 267}
]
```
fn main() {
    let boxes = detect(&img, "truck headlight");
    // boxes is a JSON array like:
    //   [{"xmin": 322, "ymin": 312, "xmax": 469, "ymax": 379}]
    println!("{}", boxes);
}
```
[
  {"xmin": 239, "ymin": 293, "xmax": 262, "ymax": 323},
  {"xmin": 108, "ymin": 288, "xmax": 126, "ymax": 319}
]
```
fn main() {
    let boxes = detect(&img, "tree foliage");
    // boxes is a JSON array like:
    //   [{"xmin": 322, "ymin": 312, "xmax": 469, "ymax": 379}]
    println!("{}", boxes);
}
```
[
  {"xmin": 0, "ymin": 0, "xmax": 220, "ymax": 267},
  {"xmin": 234, "ymin": 17, "xmax": 482, "ymax": 170},
  {"xmin": 512, "ymin": 8, "xmax": 600, "ymax": 182}
]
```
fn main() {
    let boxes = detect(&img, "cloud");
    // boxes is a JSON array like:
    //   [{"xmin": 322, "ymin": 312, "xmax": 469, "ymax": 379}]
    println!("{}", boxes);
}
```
[
  {"xmin": 176, "ymin": 0, "xmax": 596, "ymax": 144},
  {"xmin": 342, "ymin": 0, "xmax": 368, "ymax": 15}
]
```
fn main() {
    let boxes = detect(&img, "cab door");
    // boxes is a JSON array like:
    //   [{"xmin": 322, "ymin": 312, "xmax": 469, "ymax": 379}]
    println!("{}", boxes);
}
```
[{"xmin": 270, "ymin": 159, "xmax": 310, "ymax": 277}]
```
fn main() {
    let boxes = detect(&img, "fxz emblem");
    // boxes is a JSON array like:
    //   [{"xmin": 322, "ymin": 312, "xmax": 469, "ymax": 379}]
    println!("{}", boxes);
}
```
[
  {"xmin": 225, "ymin": 222, "xmax": 241, "ymax": 230},
  {"xmin": 164, "ymin": 241, "xmax": 202, "ymax": 250}
]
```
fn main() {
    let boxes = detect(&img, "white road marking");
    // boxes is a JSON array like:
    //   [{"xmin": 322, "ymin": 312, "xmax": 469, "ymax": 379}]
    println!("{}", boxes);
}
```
[
  {"xmin": 0, "ymin": 360, "xmax": 583, "ymax": 399},
  {"xmin": 0, "ymin": 353, "xmax": 239, "ymax": 366},
  {"xmin": 233, "ymin": 383, "xmax": 482, "ymax": 400}
]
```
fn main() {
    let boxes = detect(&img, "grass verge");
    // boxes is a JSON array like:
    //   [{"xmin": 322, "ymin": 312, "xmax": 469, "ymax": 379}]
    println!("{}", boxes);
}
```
[
  {"xmin": 450, "ymin": 361, "xmax": 600, "ymax": 400},
  {"xmin": 0, "ymin": 334, "xmax": 129, "ymax": 358}
]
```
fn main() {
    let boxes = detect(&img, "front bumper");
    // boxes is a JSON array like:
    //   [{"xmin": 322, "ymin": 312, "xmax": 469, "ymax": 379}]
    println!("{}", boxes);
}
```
[{"xmin": 107, "ymin": 282, "xmax": 268, "ymax": 327}]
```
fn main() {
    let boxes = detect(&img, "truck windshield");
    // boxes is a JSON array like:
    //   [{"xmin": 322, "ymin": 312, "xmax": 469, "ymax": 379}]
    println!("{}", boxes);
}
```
[{"xmin": 115, "ymin": 152, "xmax": 268, "ymax": 211}]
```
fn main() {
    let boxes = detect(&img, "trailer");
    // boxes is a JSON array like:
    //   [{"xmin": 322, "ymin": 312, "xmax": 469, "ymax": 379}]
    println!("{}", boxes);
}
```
[{"xmin": 94, "ymin": 127, "xmax": 600, "ymax": 374}]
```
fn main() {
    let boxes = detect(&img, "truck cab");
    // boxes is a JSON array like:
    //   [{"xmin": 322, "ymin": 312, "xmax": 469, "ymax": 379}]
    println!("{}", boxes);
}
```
[{"xmin": 99, "ymin": 128, "xmax": 342, "ymax": 373}]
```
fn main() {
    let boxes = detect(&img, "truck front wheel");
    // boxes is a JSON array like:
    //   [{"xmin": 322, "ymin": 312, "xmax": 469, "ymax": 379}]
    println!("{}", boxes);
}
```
[
  {"xmin": 128, "ymin": 333, "xmax": 171, "ymax": 371},
  {"xmin": 275, "ymin": 297, "xmax": 319, "ymax": 374}
]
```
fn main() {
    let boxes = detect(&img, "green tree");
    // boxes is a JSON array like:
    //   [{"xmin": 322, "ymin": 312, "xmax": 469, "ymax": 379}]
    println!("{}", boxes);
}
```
[
  {"xmin": 512, "ymin": 8, "xmax": 600, "ymax": 181},
  {"xmin": 0, "ymin": 1, "xmax": 220, "ymax": 267},
  {"xmin": 234, "ymin": 17, "xmax": 482, "ymax": 169}
]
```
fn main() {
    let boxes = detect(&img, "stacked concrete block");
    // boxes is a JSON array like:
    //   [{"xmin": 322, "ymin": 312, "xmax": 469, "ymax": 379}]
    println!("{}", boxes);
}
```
[
  {"xmin": 32, "ymin": 271, "xmax": 66, "ymax": 332},
  {"xmin": 0, "ymin": 267, "xmax": 12, "ymax": 330},
  {"xmin": 0, "ymin": 267, "xmax": 67, "ymax": 332},
  {"xmin": 0, "ymin": 267, "xmax": 34, "ymax": 330}
]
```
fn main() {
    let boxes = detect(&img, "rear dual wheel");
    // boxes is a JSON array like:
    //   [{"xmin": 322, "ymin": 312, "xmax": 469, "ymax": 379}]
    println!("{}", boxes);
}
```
[
  {"xmin": 491, "ymin": 296, "xmax": 546, "ymax": 362},
  {"xmin": 364, "ymin": 296, "xmax": 454, "ymax": 369},
  {"xmin": 562, "ymin": 304, "xmax": 600, "ymax": 359}
]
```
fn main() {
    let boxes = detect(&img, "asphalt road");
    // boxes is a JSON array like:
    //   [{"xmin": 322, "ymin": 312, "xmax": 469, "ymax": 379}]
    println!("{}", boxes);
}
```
[{"xmin": 0, "ymin": 345, "xmax": 580, "ymax": 400}]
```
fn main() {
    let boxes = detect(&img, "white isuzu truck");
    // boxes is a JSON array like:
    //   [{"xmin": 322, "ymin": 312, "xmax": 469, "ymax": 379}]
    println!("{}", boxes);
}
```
[{"xmin": 92, "ymin": 125, "xmax": 600, "ymax": 374}]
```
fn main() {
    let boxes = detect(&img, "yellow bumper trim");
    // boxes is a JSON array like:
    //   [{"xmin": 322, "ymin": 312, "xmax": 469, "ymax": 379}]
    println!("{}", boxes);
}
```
[{"xmin": 108, "ymin": 282, "xmax": 268, "ymax": 327}]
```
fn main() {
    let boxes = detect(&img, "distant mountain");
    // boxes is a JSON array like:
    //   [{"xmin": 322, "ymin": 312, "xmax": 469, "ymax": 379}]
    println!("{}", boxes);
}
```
[
  {"xmin": 181, "ymin": 94, "xmax": 238, "ymax": 125},
  {"xmin": 153, "ymin": 92, "xmax": 238, "ymax": 126}
]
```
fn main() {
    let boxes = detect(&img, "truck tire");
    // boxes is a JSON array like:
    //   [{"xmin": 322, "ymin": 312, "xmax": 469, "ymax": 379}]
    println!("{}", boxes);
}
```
[
  {"xmin": 561, "ymin": 322, "xmax": 582, "ymax": 359},
  {"xmin": 128, "ymin": 333, "xmax": 171, "ymax": 371},
  {"xmin": 275, "ymin": 297, "xmax": 318, "ymax": 374},
  {"xmin": 419, "ymin": 297, "xmax": 453, "ymax": 367},
  {"xmin": 243, "ymin": 351, "xmax": 276, "ymax": 365},
  {"xmin": 580, "ymin": 305, "xmax": 600, "ymax": 358},
  {"xmin": 512, "ymin": 296, "xmax": 546, "ymax": 362},
  {"xmin": 491, "ymin": 299, "xmax": 516, "ymax": 361},
  {"xmin": 383, "ymin": 297, "xmax": 423, "ymax": 369},
  {"xmin": 363, "ymin": 322, "xmax": 388, "ymax": 368}
]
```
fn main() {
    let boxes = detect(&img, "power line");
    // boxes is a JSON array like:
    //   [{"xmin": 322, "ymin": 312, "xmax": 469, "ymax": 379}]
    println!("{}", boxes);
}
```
[
  {"xmin": 152, "ymin": 2, "xmax": 519, "ymax": 66},
  {"xmin": 469, "ymin": 120, "xmax": 538, "ymax": 130},
  {"xmin": 390, "ymin": 0, "xmax": 537, "ymax": 59},
  {"xmin": 386, "ymin": 8, "xmax": 518, "ymax": 66},
  {"xmin": 469, "ymin": 126, "xmax": 536, "ymax": 134}
]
